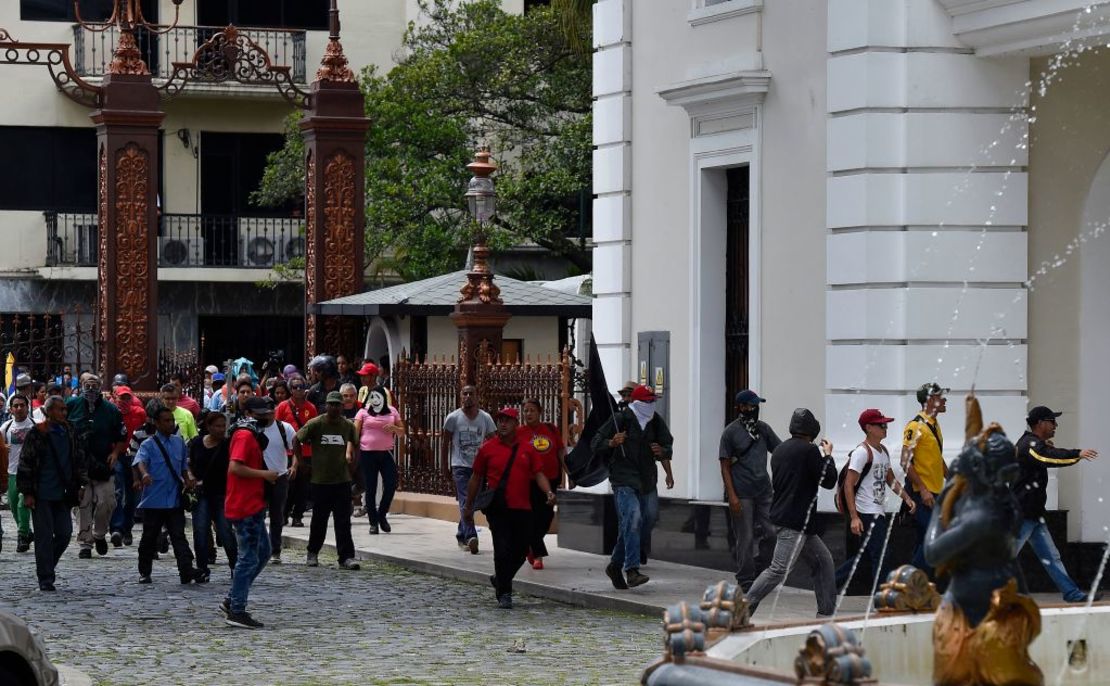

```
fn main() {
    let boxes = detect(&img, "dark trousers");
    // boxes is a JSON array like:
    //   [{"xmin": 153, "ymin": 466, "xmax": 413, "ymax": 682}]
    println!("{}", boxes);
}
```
[
  {"xmin": 138, "ymin": 507, "xmax": 195, "ymax": 579},
  {"xmin": 32, "ymin": 499, "xmax": 72, "ymax": 585},
  {"xmin": 487, "ymin": 507, "xmax": 533, "ymax": 596},
  {"xmin": 909, "ymin": 489, "xmax": 936, "ymax": 579},
  {"xmin": 268, "ymin": 475, "xmax": 289, "ymax": 553},
  {"xmin": 528, "ymin": 483, "xmax": 555, "ymax": 558},
  {"xmin": 834, "ymin": 512, "xmax": 890, "ymax": 590},
  {"xmin": 307, "ymin": 482, "xmax": 354, "ymax": 562},
  {"xmin": 285, "ymin": 459, "xmax": 311, "ymax": 520},
  {"xmin": 360, "ymin": 450, "xmax": 398, "ymax": 523}
]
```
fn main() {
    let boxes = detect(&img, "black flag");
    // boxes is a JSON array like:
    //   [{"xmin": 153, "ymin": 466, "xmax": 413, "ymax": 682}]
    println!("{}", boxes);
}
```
[{"xmin": 565, "ymin": 335, "xmax": 620, "ymax": 487}]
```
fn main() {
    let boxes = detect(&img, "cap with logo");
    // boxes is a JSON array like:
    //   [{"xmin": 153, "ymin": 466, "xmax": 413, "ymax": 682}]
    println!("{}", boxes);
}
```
[
  {"xmin": 858, "ymin": 408, "xmax": 895, "ymax": 431},
  {"xmin": 1026, "ymin": 405, "xmax": 1063, "ymax": 425},
  {"xmin": 734, "ymin": 389, "xmax": 766, "ymax": 406},
  {"xmin": 915, "ymin": 383, "xmax": 949, "ymax": 405}
]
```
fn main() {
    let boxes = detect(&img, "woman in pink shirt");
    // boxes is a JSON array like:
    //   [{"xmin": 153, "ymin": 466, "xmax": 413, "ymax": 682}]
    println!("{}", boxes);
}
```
[{"xmin": 354, "ymin": 386, "xmax": 403, "ymax": 534}]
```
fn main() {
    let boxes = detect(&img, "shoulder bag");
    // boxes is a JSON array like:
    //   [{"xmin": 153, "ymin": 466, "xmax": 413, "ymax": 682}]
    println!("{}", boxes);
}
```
[
  {"xmin": 472, "ymin": 444, "xmax": 519, "ymax": 515},
  {"xmin": 153, "ymin": 435, "xmax": 199, "ymax": 511}
]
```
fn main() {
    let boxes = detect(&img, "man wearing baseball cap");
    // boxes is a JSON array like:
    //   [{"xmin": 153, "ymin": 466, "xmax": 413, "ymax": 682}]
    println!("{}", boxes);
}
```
[
  {"xmin": 834, "ymin": 409, "xmax": 916, "ymax": 590},
  {"xmin": 900, "ymin": 382, "xmax": 949, "ymax": 579},
  {"xmin": 591, "ymin": 384, "xmax": 674, "ymax": 590},
  {"xmin": 1013, "ymin": 406, "xmax": 1100, "ymax": 602},
  {"xmin": 719, "ymin": 389, "xmax": 781, "ymax": 590},
  {"xmin": 462, "ymin": 407, "xmax": 556, "ymax": 609}
]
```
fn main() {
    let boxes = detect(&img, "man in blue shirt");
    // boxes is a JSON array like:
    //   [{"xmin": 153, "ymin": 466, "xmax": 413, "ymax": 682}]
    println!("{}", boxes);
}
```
[{"xmin": 134, "ymin": 406, "xmax": 199, "ymax": 585}]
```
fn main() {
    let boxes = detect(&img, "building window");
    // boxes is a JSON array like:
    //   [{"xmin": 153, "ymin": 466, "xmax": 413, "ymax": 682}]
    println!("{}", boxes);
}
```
[
  {"xmin": 0, "ymin": 127, "xmax": 97, "ymax": 212},
  {"xmin": 200, "ymin": 132, "xmax": 291, "ymax": 217},
  {"xmin": 21, "ymin": 0, "xmax": 155, "ymax": 22},
  {"xmin": 198, "ymin": 0, "xmax": 329, "ymax": 31},
  {"xmin": 724, "ymin": 166, "xmax": 750, "ymax": 408}
]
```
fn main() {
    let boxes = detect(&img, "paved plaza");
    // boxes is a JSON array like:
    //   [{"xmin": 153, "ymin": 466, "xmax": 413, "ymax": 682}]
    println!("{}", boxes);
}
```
[{"xmin": 0, "ymin": 519, "xmax": 660, "ymax": 686}]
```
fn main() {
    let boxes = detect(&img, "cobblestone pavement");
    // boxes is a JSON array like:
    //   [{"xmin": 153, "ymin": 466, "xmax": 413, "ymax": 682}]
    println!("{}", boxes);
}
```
[{"xmin": 0, "ymin": 526, "xmax": 661, "ymax": 686}]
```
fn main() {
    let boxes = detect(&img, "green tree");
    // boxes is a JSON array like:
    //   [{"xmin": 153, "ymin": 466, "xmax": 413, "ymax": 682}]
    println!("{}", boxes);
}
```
[{"xmin": 255, "ymin": 0, "xmax": 592, "ymax": 282}]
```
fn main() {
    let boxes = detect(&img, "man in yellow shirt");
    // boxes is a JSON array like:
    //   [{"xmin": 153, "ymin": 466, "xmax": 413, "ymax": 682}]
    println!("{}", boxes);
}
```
[{"xmin": 900, "ymin": 382, "xmax": 949, "ymax": 579}]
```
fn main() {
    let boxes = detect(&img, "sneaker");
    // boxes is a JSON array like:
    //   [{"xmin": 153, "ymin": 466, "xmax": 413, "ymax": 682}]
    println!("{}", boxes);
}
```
[
  {"xmin": 122, "ymin": 533, "xmax": 133, "ymax": 546},
  {"xmin": 626, "ymin": 568, "xmax": 650, "ymax": 588},
  {"xmin": 137, "ymin": 575, "xmax": 152, "ymax": 584},
  {"xmin": 225, "ymin": 611, "xmax": 263, "ymax": 629},
  {"xmin": 467, "ymin": 537, "xmax": 479, "ymax": 555},
  {"xmin": 270, "ymin": 554, "xmax": 282, "ymax": 565},
  {"xmin": 339, "ymin": 558, "xmax": 361, "ymax": 571},
  {"xmin": 378, "ymin": 515, "xmax": 391, "ymax": 533},
  {"xmin": 194, "ymin": 569, "xmax": 211, "ymax": 584},
  {"xmin": 368, "ymin": 522, "xmax": 379, "ymax": 535},
  {"xmin": 219, "ymin": 599, "xmax": 231, "ymax": 617},
  {"xmin": 290, "ymin": 519, "xmax": 304, "ymax": 528},
  {"xmin": 180, "ymin": 571, "xmax": 196, "ymax": 585},
  {"xmin": 497, "ymin": 593, "xmax": 513, "ymax": 609},
  {"xmin": 605, "ymin": 562, "xmax": 629, "ymax": 590},
  {"xmin": 38, "ymin": 582, "xmax": 56, "ymax": 592},
  {"xmin": 306, "ymin": 552, "xmax": 319, "ymax": 567},
  {"xmin": 110, "ymin": 532, "xmax": 123, "ymax": 548},
  {"xmin": 16, "ymin": 533, "xmax": 30, "ymax": 553},
  {"xmin": 457, "ymin": 539, "xmax": 468, "ymax": 551},
  {"xmin": 95, "ymin": 538, "xmax": 108, "ymax": 556},
  {"xmin": 532, "ymin": 558, "xmax": 544, "ymax": 571},
  {"xmin": 78, "ymin": 548, "xmax": 92, "ymax": 560}
]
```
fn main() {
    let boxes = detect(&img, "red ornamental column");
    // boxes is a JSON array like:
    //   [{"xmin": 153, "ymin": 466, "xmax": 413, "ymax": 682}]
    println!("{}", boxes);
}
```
[
  {"xmin": 93, "ymin": 28, "xmax": 163, "ymax": 390},
  {"xmin": 302, "ymin": 18, "xmax": 369, "ymax": 359}
]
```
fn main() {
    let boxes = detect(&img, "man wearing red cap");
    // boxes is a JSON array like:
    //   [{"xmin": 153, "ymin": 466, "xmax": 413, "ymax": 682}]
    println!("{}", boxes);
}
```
[
  {"xmin": 834, "ymin": 408, "xmax": 915, "ymax": 590},
  {"xmin": 463, "ymin": 407, "xmax": 556, "ymax": 609},
  {"xmin": 591, "ymin": 384, "xmax": 674, "ymax": 589}
]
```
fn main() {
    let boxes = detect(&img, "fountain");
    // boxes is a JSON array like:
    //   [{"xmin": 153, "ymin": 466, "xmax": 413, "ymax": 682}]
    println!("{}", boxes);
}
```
[{"xmin": 641, "ymin": 422, "xmax": 1108, "ymax": 686}]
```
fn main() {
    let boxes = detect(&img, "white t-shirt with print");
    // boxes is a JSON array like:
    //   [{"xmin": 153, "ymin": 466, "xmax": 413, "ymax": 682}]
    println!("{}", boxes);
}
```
[
  {"xmin": 443, "ymin": 408, "xmax": 495, "ymax": 469},
  {"xmin": 847, "ymin": 442, "xmax": 891, "ymax": 516},
  {"xmin": 3, "ymin": 417, "xmax": 36, "ymax": 476}
]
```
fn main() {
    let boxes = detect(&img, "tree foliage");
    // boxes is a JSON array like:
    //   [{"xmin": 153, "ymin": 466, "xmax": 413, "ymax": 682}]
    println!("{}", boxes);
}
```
[{"xmin": 254, "ymin": 0, "xmax": 592, "ymax": 282}]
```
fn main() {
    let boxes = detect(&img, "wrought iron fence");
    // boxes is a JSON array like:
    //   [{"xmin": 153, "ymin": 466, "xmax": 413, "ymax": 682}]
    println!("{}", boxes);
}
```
[
  {"xmin": 72, "ymin": 24, "xmax": 307, "ymax": 83},
  {"xmin": 0, "ymin": 309, "xmax": 96, "ymax": 385},
  {"xmin": 157, "ymin": 345, "xmax": 203, "ymax": 401},
  {"xmin": 44, "ymin": 212, "xmax": 305, "ymax": 268}
]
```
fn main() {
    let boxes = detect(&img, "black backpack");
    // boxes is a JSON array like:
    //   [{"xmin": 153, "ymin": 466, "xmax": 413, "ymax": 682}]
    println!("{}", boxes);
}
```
[{"xmin": 834, "ymin": 442, "xmax": 885, "ymax": 515}]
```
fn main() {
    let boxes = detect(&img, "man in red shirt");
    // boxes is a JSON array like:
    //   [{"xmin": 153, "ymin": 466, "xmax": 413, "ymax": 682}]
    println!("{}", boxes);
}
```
[
  {"xmin": 276, "ymin": 377, "xmax": 317, "ymax": 527},
  {"xmin": 463, "ymin": 407, "xmax": 556, "ymax": 609},
  {"xmin": 222, "ymin": 397, "xmax": 280, "ymax": 629}
]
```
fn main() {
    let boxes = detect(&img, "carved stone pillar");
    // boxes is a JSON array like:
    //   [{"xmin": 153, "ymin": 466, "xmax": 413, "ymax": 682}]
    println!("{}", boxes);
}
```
[
  {"xmin": 92, "ymin": 31, "xmax": 163, "ymax": 390},
  {"xmin": 302, "ymin": 31, "xmax": 368, "ymax": 359}
]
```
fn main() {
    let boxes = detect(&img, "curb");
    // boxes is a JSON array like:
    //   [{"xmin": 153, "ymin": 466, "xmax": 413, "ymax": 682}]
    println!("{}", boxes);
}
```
[
  {"xmin": 58, "ymin": 664, "xmax": 94, "ymax": 686},
  {"xmin": 277, "ymin": 534, "xmax": 664, "ymax": 618}
]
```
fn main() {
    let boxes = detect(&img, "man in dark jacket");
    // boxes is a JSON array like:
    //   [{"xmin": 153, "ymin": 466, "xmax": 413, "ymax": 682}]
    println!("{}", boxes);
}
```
[
  {"xmin": 18, "ymin": 396, "xmax": 88, "ymax": 591},
  {"xmin": 592, "ymin": 385, "xmax": 674, "ymax": 589},
  {"xmin": 66, "ymin": 373, "xmax": 126, "ymax": 559},
  {"xmin": 719, "ymin": 389, "xmax": 781, "ymax": 590},
  {"xmin": 745, "ymin": 408, "xmax": 837, "ymax": 618},
  {"xmin": 1013, "ymin": 405, "xmax": 1099, "ymax": 602}
]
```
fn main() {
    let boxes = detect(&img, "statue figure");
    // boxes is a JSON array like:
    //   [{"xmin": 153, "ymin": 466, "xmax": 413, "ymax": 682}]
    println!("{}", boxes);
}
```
[{"xmin": 924, "ymin": 423, "xmax": 1043, "ymax": 686}]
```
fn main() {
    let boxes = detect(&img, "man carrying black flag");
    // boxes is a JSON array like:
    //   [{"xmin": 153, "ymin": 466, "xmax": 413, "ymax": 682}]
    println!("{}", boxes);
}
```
[{"xmin": 564, "ymin": 336, "xmax": 617, "ymax": 488}]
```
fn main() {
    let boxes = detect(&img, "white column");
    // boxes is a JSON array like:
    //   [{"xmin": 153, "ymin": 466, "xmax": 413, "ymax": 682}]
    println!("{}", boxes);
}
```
[
  {"xmin": 825, "ymin": 1, "xmax": 1031, "ymax": 475},
  {"xmin": 591, "ymin": 0, "xmax": 632, "ymax": 385}
]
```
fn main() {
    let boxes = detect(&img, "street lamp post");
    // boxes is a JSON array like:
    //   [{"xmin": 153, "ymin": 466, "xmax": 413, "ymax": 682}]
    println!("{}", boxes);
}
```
[{"xmin": 451, "ymin": 148, "xmax": 511, "ymax": 386}]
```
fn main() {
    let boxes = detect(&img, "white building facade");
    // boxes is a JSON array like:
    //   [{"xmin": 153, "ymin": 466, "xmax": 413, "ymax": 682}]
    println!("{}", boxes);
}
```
[{"xmin": 592, "ymin": 0, "xmax": 1110, "ymax": 545}]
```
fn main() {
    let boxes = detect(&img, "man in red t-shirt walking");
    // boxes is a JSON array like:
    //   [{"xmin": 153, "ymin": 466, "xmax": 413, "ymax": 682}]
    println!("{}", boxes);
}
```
[
  {"xmin": 222, "ymin": 397, "xmax": 280, "ymax": 629},
  {"xmin": 463, "ymin": 407, "xmax": 556, "ymax": 609}
]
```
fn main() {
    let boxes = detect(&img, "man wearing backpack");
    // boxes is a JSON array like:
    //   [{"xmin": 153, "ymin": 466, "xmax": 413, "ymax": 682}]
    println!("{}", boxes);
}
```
[
  {"xmin": 900, "ymin": 382, "xmax": 949, "ymax": 579},
  {"xmin": 719, "ymin": 389, "xmax": 781, "ymax": 591},
  {"xmin": 255, "ymin": 399, "xmax": 295, "ymax": 564},
  {"xmin": 833, "ymin": 409, "xmax": 916, "ymax": 591}
]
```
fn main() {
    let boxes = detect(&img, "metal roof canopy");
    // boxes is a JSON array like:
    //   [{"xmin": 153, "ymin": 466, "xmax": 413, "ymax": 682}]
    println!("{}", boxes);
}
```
[{"xmin": 311, "ymin": 270, "xmax": 592, "ymax": 318}]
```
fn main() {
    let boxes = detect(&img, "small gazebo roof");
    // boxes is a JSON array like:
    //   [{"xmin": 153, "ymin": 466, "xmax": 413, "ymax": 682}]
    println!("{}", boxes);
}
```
[{"xmin": 310, "ymin": 270, "xmax": 592, "ymax": 318}]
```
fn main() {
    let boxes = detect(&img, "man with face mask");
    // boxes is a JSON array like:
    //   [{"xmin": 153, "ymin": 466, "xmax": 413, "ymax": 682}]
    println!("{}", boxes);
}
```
[
  {"xmin": 591, "ymin": 385, "xmax": 674, "ymax": 589},
  {"xmin": 719, "ymin": 390, "xmax": 781, "ymax": 590},
  {"xmin": 254, "ymin": 399, "xmax": 295, "ymax": 564},
  {"xmin": 66, "ymin": 373, "xmax": 125, "ymax": 559}
]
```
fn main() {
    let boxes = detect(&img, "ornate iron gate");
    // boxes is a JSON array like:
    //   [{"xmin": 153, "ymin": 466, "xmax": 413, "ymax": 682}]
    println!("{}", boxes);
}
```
[{"xmin": 0, "ymin": 309, "xmax": 95, "ymax": 384}]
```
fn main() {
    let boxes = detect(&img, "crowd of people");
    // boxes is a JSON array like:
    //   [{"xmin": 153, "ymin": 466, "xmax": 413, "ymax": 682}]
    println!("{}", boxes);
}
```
[
  {"xmin": 0, "ymin": 356, "xmax": 1101, "ymax": 622},
  {"xmin": 0, "ymin": 354, "xmax": 401, "ymax": 629}
]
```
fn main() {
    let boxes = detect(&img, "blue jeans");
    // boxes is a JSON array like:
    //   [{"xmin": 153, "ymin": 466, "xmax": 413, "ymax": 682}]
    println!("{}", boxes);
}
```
[
  {"xmin": 1016, "ymin": 518, "xmax": 1084, "ymax": 601},
  {"xmin": 452, "ymin": 466, "xmax": 476, "ymax": 542},
  {"xmin": 610, "ymin": 486, "xmax": 650, "ymax": 572},
  {"xmin": 909, "ymin": 489, "xmax": 936, "ymax": 579},
  {"xmin": 110, "ymin": 456, "xmax": 137, "ymax": 536},
  {"xmin": 835, "ymin": 512, "xmax": 890, "ymax": 590},
  {"xmin": 193, "ymin": 492, "xmax": 237, "ymax": 573},
  {"xmin": 227, "ymin": 510, "xmax": 271, "ymax": 614}
]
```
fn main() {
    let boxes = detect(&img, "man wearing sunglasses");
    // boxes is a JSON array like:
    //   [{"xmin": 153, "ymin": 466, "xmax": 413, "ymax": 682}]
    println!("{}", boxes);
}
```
[{"xmin": 1013, "ymin": 406, "xmax": 1099, "ymax": 603}]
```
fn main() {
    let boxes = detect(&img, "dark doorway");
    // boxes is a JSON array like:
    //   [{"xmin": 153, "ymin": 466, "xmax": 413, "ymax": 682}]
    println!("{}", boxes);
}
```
[
  {"xmin": 199, "ymin": 315, "xmax": 305, "ymax": 372},
  {"xmin": 198, "ymin": 0, "xmax": 328, "ymax": 30},
  {"xmin": 724, "ymin": 166, "xmax": 750, "ymax": 409}
]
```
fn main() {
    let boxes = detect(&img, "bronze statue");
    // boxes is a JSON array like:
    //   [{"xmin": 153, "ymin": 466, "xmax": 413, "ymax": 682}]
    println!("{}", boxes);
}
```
[{"xmin": 924, "ymin": 423, "xmax": 1043, "ymax": 686}]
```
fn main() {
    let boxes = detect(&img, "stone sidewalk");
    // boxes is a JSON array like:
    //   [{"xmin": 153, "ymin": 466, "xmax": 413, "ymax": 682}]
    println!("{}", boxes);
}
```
[{"xmin": 278, "ymin": 512, "xmax": 879, "ymax": 623}]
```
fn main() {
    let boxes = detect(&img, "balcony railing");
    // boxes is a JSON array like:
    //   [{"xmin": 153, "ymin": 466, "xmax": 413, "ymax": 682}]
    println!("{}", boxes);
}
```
[
  {"xmin": 72, "ymin": 24, "xmax": 307, "ymax": 84},
  {"xmin": 45, "ymin": 212, "xmax": 305, "ymax": 269}
]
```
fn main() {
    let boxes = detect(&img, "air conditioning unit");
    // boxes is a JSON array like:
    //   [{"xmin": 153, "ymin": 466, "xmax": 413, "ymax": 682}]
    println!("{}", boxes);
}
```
[
  {"xmin": 159, "ymin": 237, "xmax": 205, "ymax": 267},
  {"xmin": 241, "ymin": 233, "xmax": 278, "ymax": 267},
  {"xmin": 280, "ymin": 235, "xmax": 306, "ymax": 262},
  {"xmin": 75, "ymin": 224, "xmax": 99, "ymax": 265}
]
